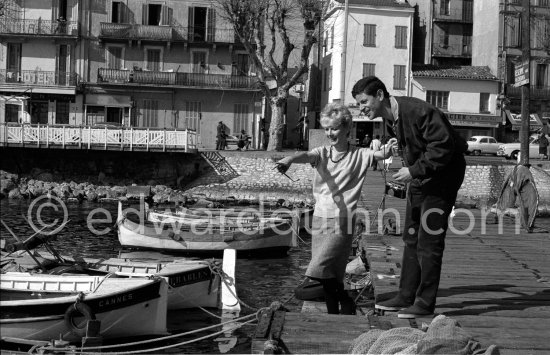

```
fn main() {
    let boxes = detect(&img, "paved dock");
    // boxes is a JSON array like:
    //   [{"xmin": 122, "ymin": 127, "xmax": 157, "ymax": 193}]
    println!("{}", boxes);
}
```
[{"xmin": 257, "ymin": 167, "xmax": 550, "ymax": 354}]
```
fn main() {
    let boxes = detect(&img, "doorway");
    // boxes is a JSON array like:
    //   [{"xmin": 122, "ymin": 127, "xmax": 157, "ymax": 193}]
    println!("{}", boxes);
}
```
[
  {"xmin": 30, "ymin": 101, "xmax": 49, "ymax": 124},
  {"xmin": 106, "ymin": 107, "xmax": 123, "ymax": 124}
]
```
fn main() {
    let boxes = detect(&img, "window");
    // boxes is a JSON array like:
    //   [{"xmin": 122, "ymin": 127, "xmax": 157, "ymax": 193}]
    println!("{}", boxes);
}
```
[
  {"xmin": 328, "ymin": 66, "xmax": 332, "ymax": 90},
  {"xmin": 427, "ymin": 91, "xmax": 449, "ymax": 110},
  {"xmin": 191, "ymin": 50, "xmax": 207, "ymax": 73},
  {"xmin": 111, "ymin": 1, "xmax": 124, "ymax": 23},
  {"xmin": 362, "ymin": 63, "xmax": 375, "ymax": 77},
  {"xmin": 323, "ymin": 67, "xmax": 328, "ymax": 91},
  {"xmin": 330, "ymin": 26, "xmax": 334, "ymax": 49},
  {"xmin": 440, "ymin": 25, "xmax": 449, "ymax": 47},
  {"xmin": 323, "ymin": 32, "xmax": 328, "ymax": 55},
  {"xmin": 188, "ymin": 7, "xmax": 215, "ymax": 42},
  {"xmin": 5, "ymin": 104, "xmax": 19, "ymax": 123},
  {"xmin": 56, "ymin": 101, "xmax": 70, "ymax": 124},
  {"xmin": 536, "ymin": 0, "xmax": 550, "ymax": 6},
  {"xmin": 234, "ymin": 103, "xmax": 249, "ymax": 133},
  {"xmin": 142, "ymin": 99, "xmax": 158, "ymax": 127},
  {"xmin": 232, "ymin": 53, "xmax": 249, "ymax": 76},
  {"xmin": 86, "ymin": 106, "xmax": 105, "ymax": 125},
  {"xmin": 534, "ymin": 18, "xmax": 549, "ymax": 49},
  {"xmin": 106, "ymin": 46, "xmax": 123, "ymax": 69},
  {"xmin": 479, "ymin": 93, "xmax": 490, "ymax": 113},
  {"xmin": 145, "ymin": 4, "xmax": 161, "ymax": 25},
  {"xmin": 363, "ymin": 24, "xmax": 376, "ymax": 47},
  {"xmin": 440, "ymin": 0, "xmax": 450, "ymax": 15},
  {"xmin": 395, "ymin": 26, "xmax": 407, "ymax": 48},
  {"xmin": 6, "ymin": 43, "xmax": 21, "ymax": 82},
  {"xmin": 393, "ymin": 65, "xmax": 406, "ymax": 90},
  {"xmin": 505, "ymin": 16, "xmax": 521, "ymax": 47},
  {"xmin": 185, "ymin": 101, "xmax": 201, "ymax": 132},
  {"xmin": 145, "ymin": 48, "xmax": 162, "ymax": 71}
]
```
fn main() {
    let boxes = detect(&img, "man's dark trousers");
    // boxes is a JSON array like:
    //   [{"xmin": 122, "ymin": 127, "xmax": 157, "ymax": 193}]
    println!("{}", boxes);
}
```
[{"xmin": 398, "ymin": 157, "xmax": 465, "ymax": 312}]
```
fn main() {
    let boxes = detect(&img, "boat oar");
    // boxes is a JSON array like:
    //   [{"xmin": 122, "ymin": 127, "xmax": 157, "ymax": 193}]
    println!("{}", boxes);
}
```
[{"xmin": 0, "ymin": 219, "xmax": 48, "ymax": 272}]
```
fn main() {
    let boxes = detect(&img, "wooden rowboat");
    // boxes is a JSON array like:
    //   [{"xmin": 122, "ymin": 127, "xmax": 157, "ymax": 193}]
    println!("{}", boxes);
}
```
[
  {"xmin": 0, "ymin": 273, "xmax": 168, "ymax": 342},
  {"xmin": 117, "ymin": 202, "xmax": 297, "ymax": 254}
]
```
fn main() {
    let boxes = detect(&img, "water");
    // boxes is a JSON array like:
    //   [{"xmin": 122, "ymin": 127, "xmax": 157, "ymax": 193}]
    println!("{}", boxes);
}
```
[{"xmin": 0, "ymin": 199, "xmax": 311, "ymax": 354}]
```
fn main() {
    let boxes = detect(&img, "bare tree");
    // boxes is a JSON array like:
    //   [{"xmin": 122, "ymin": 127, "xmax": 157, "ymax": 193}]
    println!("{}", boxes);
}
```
[{"xmin": 216, "ymin": 0, "xmax": 325, "ymax": 151}]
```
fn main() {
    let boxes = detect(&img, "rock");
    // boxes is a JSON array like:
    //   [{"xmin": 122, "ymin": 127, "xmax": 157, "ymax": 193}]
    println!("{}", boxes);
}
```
[
  {"xmin": 0, "ymin": 179, "xmax": 16, "ymax": 193},
  {"xmin": 8, "ymin": 189, "xmax": 22, "ymax": 199},
  {"xmin": 36, "ymin": 172, "xmax": 54, "ymax": 182},
  {"xmin": 85, "ymin": 191, "xmax": 98, "ymax": 202}
]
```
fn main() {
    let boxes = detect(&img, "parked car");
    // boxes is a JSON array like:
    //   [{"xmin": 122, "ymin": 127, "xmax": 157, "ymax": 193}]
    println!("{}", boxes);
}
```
[
  {"xmin": 466, "ymin": 136, "xmax": 501, "ymax": 156},
  {"xmin": 496, "ymin": 135, "xmax": 542, "ymax": 160}
]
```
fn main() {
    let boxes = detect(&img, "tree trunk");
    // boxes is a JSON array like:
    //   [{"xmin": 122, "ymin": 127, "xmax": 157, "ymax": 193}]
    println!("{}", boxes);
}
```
[{"xmin": 266, "ymin": 100, "xmax": 285, "ymax": 151}]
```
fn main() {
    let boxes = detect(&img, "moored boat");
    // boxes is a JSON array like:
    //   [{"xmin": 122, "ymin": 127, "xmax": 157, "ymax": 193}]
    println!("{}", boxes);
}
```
[
  {"xmin": 117, "ymin": 202, "xmax": 296, "ymax": 254},
  {"xmin": 0, "ymin": 273, "xmax": 168, "ymax": 342}
]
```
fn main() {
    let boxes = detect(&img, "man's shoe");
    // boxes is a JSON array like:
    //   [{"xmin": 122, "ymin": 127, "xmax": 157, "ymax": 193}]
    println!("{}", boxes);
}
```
[
  {"xmin": 375, "ymin": 296, "xmax": 412, "ymax": 311},
  {"xmin": 397, "ymin": 304, "xmax": 434, "ymax": 319}
]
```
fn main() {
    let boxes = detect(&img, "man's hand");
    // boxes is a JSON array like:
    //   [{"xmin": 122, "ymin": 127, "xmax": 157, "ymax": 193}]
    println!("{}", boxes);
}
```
[
  {"xmin": 274, "ymin": 158, "xmax": 292, "ymax": 174},
  {"xmin": 392, "ymin": 167, "xmax": 412, "ymax": 183}
]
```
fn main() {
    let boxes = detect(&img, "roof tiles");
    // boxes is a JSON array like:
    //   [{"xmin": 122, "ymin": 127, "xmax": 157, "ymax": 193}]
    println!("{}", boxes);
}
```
[
  {"xmin": 412, "ymin": 65, "xmax": 497, "ymax": 80},
  {"xmin": 333, "ymin": 0, "xmax": 412, "ymax": 8}
]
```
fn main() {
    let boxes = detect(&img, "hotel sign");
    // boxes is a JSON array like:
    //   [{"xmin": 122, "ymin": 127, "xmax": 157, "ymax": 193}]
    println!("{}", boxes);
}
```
[
  {"xmin": 514, "ymin": 61, "xmax": 529, "ymax": 87},
  {"xmin": 447, "ymin": 113, "xmax": 501, "ymax": 127}
]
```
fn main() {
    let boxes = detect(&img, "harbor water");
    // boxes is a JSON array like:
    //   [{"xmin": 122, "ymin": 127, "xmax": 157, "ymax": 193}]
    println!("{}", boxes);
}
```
[{"xmin": 0, "ymin": 199, "xmax": 311, "ymax": 354}]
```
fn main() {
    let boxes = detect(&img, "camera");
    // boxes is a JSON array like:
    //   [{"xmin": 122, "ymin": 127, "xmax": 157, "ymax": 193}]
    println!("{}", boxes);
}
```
[{"xmin": 385, "ymin": 181, "xmax": 407, "ymax": 199}]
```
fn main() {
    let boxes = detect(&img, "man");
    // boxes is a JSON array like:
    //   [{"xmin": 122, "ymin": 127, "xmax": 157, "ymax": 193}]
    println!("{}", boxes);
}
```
[
  {"xmin": 538, "ymin": 132, "xmax": 548, "ymax": 160},
  {"xmin": 216, "ymin": 121, "xmax": 226, "ymax": 150},
  {"xmin": 352, "ymin": 76, "xmax": 467, "ymax": 318},
  {"xmin": 237, "ymin": 129, "xmax": 251, "ymax": 151}
]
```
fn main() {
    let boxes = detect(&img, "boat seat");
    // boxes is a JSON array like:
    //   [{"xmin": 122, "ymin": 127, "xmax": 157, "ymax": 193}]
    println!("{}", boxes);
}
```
[{"xmin": 0, "ymin": 273, "xmax": 101, "ymax": 292}]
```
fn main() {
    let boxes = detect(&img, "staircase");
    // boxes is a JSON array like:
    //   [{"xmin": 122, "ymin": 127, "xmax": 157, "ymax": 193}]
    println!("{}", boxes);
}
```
[{"xmin": 200, "ymin": 152, "xmax": 239, "ymax": 178}]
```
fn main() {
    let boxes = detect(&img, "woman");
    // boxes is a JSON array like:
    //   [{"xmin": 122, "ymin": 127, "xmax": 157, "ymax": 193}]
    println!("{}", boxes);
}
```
[{"xmin": 275, "ymin": 103, "xmax": 395, "ymax": 314}]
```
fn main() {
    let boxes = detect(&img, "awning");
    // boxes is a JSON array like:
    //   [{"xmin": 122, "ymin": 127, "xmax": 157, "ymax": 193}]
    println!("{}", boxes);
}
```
[
  {"xmin": 0, "ymin": 95, "xmax": 28, "ymax": 104},
  {"xmin": 86, "ymin": 94, "xmax": 131, "ymax": 106},
  {"xmin": 447, "ymin": 112, "xmax": 501, "ymax": 128},
  {"xmin": 505, "ymin": 110, "xmax": 543, "ymax": 131},
  {"xmin": 349, "ymin": 107, "xmax": 383, "ymax": 123}
]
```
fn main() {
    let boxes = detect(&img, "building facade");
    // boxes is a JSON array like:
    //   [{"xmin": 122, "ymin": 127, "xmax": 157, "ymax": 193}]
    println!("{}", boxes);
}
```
[
  {"xmin": 321, "ymin": 0, "xmax": 414, "ymax": 141},
  {"xmin": 409, "ymin": 0, "xmax": 473, "ymax": 66},
  {"xmin": 472, "ymin": 0, "xmax": 550, "ymax": 139},
  {"xmin": 411, "ymin": 65, "xmax": 501, "ymax": 140},
  {"xmin": 1, "ymin": 0, "xmax": 262, "ymax": 150}
]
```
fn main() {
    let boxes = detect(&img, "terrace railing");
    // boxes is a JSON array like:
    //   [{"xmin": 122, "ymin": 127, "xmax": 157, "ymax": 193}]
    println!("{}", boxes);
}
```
[
  {"xmin": 99, "ymin": 23, "xmax": 237, "ymax": 43},
  {"xmin": 0, "ymin": 123, "xmax": 198, "ymax": 153},
  {"xmin": 98, "ymin": 68, "xmax": 259, "ymax": 89},
  {"xmin": 0, "ymin": 18, "xmax": 78, "ymax": 36},
  {"xmin": 0, "ymin": 69, "xmax": 77, "ymax": 87}
]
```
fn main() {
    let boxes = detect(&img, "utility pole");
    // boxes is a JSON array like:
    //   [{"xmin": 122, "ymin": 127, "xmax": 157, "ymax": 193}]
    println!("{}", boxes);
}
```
[
  {"xmin": 340, "ymin": 0, "xmax": 348, "ymax": 104},
  {"xmin": 520, "ymin": 0, "xmax": 530, "ymax": 166}
]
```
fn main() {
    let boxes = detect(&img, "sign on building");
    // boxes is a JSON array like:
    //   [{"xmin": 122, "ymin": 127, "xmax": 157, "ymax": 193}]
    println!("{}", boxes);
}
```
[{"xmin": 513, "ymin": 61, "xmax": 529, "ymax": 87}]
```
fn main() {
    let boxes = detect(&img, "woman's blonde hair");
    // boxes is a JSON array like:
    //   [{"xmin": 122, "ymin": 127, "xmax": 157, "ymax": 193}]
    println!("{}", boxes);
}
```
[{"xmin": 320, "ymin": 103, "xmax": 353, "ymax": 129}]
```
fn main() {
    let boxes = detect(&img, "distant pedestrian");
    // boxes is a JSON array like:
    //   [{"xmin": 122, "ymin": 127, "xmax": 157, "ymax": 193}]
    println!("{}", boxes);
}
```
[
  {"xmin": 237, "ymin": 129, "xmax": 251, "ymax": 151},
  {"xmin": 216, "ymin": 121, "xmax": 226, "ymax": 150},
  {"xmin": 538, "ymin": 132, "xmax": 548, "ymax": 159},
  {"xmin": 369, "ymin": 135, "xmax": 382, "ymax": 170}
]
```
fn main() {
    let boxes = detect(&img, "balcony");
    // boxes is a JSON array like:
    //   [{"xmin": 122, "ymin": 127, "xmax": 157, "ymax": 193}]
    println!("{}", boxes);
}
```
[
  {"xmin": 99, "ymin": 23, "xmax": 238, "ymax": 44},
  {"xmin": 0, "ymin": 70, "xmax": 78, "ymax": 87},
  {"xmin": 0, "ymin": 123, "xmax": 198, "ymax": 153},
  {"xmin": 433, "ymin": 9, "xmax": 473, "ymax": 23},
  {"xmin": 97, "ymin": 68, "xmax": 259, "ymax": 89},
  {"xmin": 0, "ymin": 18, "xmax": 78, "ymax": 37},
  {"xmin": 505, "ymin": 84, "xmax": 550, "ymax": 100}
]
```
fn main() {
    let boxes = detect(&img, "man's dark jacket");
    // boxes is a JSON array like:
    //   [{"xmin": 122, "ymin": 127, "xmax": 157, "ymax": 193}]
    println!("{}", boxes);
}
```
[{"xmin": 393, "ymin": 96, "xmax": 467, "ymax": 185}]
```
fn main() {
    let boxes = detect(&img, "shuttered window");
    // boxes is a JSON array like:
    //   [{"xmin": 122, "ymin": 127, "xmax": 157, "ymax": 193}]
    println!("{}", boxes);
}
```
[
  {"xmin": 393, "ymin": 65, "xmax": 406, "ymax": 90},
  {"xmin": 234, "ymin": 103, "xmax": 249, "ymax": 133},
  {"xmin": 56, "ymin": 101, "xmax": 70, "ymax": 124},
  {"xmin": 142, "ymin": 99, "xmax": 158, "ymax": 127},
  {"xmin": 146, "ymin": 48, "xmax": 161, "ymax": 71},
  {"xmin": 363, "ymin": 24, "xmax": 376, "ymax": 47},
  {"xmin": 395, "ymin": 26, "xmax": 407, "ymax": 48},
  {"xmin": 185, "ymin": 101, "xmax": 201, "ymax": 132},
  {"xmin": 106, "ymin": 46, "xmax": 123, "ymax": 69},
  {"xmin": 505, "ymin": 16, "xmax": 521, "ymax": 47},
  {"xmin": 479, "ymin": 93, "xmax": 490, "ymax": 113},
  {"xmin": 440, "ymin": 0, "xmax": 450, "ymax": 15},
  {"xmin": 362, "ymin": 63, "xmax": 375, "ymax": 78},
  {"xmin": 328, "ymin": 66, "xmax": 332, "ymax": 90}
]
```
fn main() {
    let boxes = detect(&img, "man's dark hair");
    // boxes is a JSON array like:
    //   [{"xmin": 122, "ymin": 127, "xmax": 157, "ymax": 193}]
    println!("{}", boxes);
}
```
[{"xmin": 351, "ymin": 76, "xmax": 390, "ymax": 98}]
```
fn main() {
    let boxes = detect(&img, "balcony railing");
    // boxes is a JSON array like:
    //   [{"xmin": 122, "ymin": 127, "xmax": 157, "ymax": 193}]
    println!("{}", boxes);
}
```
[
  {"xmin": 433, "ymin": 9, "xmax": 473, "ymax": 23},
  {"xmin": 0, "ymin": 123, "xmax": 198, "ymax": 153},
  {"xmin": 0, "ymin": 18, "xmax": 78, "ymax": 36},
  {"xmin": 99, "ymin": 22, "xmax": 237, "ymax": 43},
  {"xmin": 0, "ymin": 69, "xmax": 78, "ymax": 87},
  {"xmin": 506, "ymin": 84, "xmax": 550, "ymax": 100},
  {"xmin": 98, "ymin": 68, "xmax": 259, "ymax": 89}
]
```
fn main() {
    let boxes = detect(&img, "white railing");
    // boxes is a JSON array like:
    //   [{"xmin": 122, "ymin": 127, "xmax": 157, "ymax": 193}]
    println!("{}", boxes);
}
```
[{"xmin": 0, "ymin": 123, "xmax": 198, "ymax": 152}]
